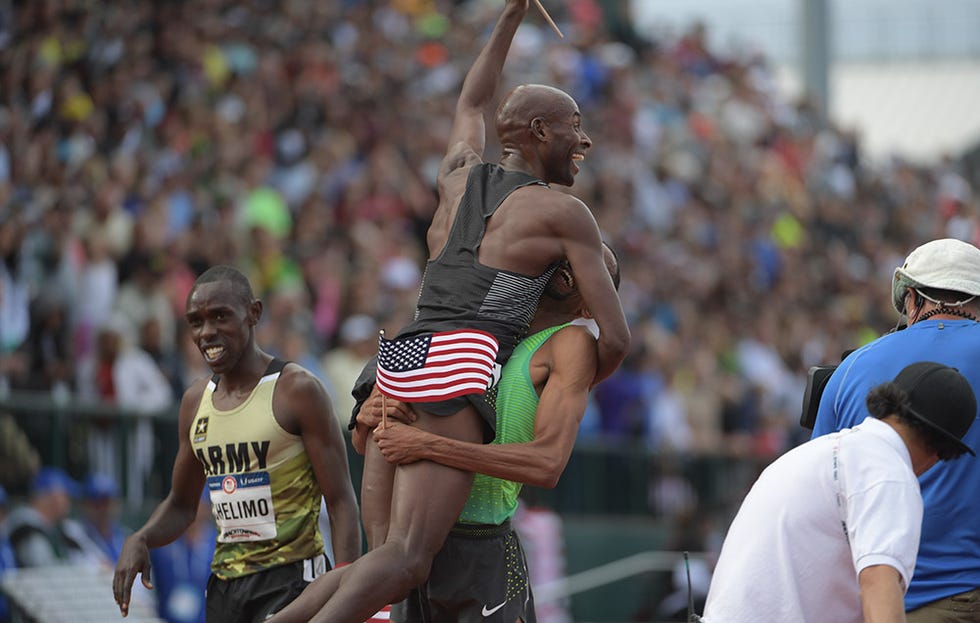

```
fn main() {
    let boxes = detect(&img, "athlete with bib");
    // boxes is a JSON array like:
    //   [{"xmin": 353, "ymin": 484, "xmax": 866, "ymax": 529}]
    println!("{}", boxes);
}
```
[{"xmin": 113, "ymin": 265, "xmax": 361, "ymax": 623}]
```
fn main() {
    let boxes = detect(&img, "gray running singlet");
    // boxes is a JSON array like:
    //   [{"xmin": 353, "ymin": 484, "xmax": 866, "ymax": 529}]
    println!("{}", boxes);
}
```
[{"xmin": 351, "ymin": 163, "xmax": 560, "ymax": 438}]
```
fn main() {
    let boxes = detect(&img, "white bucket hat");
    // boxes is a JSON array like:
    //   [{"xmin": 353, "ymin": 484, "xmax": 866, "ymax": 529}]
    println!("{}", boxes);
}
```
[{"xmin": 892, "ymin": 238, "xmax": 980, "ymax": 313}]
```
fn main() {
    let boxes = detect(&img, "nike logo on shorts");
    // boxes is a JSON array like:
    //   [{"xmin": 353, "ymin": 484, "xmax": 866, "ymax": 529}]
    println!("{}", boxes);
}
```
[{"xmin": 482, "ymin": 600, "xmax": 507, "ymax": 616}]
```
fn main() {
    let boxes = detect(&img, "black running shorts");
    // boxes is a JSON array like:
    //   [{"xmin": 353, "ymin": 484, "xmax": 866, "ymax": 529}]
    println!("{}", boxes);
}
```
[
  {"xmin": 205, "ymin": 554, "xmax": 328, "ymax": 623},
  {"xmin": 393, "ymin": 521, "xmax": 536, "ymax": 623}
]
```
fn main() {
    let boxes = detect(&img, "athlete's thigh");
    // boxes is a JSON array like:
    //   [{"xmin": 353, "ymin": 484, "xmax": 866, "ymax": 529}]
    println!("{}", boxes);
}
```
[
  {"xmin": 385, "ymin": 407, "xmax": 482, "ymax": 554},
  {"xmin": 361, "ymin": 439, "xmax": 396, "ymax": 549}
]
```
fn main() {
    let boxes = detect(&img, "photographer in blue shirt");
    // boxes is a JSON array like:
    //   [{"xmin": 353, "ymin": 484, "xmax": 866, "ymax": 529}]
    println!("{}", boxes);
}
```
[{"xmin": 811, "ymin": 238, "xmax": 980, "ymax": 621}]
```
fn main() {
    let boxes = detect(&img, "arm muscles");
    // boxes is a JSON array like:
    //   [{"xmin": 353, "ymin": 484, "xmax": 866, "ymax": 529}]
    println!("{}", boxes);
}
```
[
  {"xmin": 114, "ymin": 382, "xmax": 208, "ymax": 613},
  {"xmin": 136, "ymin": 383, "xmax": 208, "ymax": 546},
  {"xmin": 553, "ymin": 200, "xmax": 629, "ymax": 383},
  {"xmin": 444, "ymin": 2, "xmax": 528, "ymax": 159},
  {"xmin": 286, "ymin": 369, "xmax": 362, "ymax": 564}
]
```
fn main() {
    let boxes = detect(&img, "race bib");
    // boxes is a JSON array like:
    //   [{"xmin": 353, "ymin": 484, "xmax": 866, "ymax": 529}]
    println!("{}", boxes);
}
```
[{"xmin": 208, "ymin": 472, "xmax": 277, "ymax": 542}]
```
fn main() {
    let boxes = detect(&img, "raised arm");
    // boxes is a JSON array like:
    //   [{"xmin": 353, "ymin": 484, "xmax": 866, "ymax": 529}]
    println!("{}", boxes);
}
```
[
  {"xmin": 373, "ymin": 325, "xmax": 597, "ymax": 488},
  {"xmin": 440, "ymin": 0, "xmax": 530, "ymax": 177},
  {"xmin": 281, "ymin": 366, "xmax": 362, "ymax": 565},
  {"xmin": 113, "ymin": 381, "xmax": 208, "ymax": 616}
]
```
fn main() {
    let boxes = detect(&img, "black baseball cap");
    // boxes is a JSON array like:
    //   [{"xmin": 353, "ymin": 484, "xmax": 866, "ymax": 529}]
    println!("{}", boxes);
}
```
[{"xmin": 893, "ymin": 362, "xmax": 977, "ymax": 456}]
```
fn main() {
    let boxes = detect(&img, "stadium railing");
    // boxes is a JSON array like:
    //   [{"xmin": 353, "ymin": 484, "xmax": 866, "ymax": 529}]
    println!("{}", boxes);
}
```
[{"xmin": 0, "ymin": 391, "xmax": 764, "ymax": 520}]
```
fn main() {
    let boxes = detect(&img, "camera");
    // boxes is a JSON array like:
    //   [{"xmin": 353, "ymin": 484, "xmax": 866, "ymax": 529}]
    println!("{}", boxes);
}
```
[{"xmin": 800, "ymin": 365, "xmax": 838, "ymax": 429}]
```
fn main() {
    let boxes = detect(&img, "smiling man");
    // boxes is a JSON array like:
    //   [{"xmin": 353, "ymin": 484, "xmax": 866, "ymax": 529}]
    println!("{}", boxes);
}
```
[
  {"xmin": 268, "ymin": 1, "xmax": 628, "ymax": 621},
  {"xmin": 112, "ymin": 265, "xmax": 361, "ymax": 623}
]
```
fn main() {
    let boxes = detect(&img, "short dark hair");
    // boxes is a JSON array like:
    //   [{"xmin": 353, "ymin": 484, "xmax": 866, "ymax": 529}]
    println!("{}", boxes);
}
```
[
  {"xmin": 866, "ymin": 382, "xmax": 970, "ymax": 461},
  {"xmin": 603, "ymin": 241, "xmax": 621, "ymax": 290},
  {"xmin": 194, "ymin": 265, "xmax": 255, "ymax": 304}
]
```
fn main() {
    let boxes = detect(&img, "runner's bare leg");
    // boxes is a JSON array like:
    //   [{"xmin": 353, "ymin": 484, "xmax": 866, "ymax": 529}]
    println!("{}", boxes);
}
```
[
  {"xmin": 308, "ymin": 406, "xmax": 482, "ymax": 622},
  {"xmin": 361, "ymin": 439, "xmax": 395, "ymax": 549}
]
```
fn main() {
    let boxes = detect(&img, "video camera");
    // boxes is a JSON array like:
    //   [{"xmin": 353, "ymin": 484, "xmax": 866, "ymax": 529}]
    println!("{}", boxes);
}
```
[
  {"xmin": 799, "ymin": 319, "xmax": 910, "ymax": 430},
  {"xmin": 799, "ymin": 365, "xmax": 838, "ymax": 429}
]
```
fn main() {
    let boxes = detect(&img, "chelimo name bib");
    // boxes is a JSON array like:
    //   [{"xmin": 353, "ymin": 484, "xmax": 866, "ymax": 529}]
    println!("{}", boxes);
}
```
[{"xmin": 208, "ymin": 471, "xmax": 277, "ymax": 542}]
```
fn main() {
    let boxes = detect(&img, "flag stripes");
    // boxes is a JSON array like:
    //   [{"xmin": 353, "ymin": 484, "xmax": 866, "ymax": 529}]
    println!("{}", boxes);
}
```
[{"xmin": 377, "ymin": 329, "xmax": 499, "ymax": 402}]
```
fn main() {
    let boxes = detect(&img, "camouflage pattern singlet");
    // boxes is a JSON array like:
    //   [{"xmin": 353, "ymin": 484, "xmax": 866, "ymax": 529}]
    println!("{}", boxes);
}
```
[{"xmin": 189, "ymin": 359, "xmax": 323, "ymax": 579}]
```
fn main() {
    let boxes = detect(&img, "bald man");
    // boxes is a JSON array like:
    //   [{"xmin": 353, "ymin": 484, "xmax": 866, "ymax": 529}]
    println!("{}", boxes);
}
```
[{"xmin": 270, "ymin": 2, "xmax": 628, "ymax": 621}]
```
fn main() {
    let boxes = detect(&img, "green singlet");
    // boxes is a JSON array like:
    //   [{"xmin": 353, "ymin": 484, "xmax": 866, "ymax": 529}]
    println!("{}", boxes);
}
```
[{"xmin": 458, "ymin": 323, "xmax": 570, "ymax": 525}]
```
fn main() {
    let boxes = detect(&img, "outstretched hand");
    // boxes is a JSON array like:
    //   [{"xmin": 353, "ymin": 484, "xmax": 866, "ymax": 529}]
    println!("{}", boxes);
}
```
[
  {"xmin": 373, "ymin": 422, "xmax": 434, "ymax": 464},
  {"xmin": 113, "ymin": 534, "xmax": 154, "ymax": 617}
]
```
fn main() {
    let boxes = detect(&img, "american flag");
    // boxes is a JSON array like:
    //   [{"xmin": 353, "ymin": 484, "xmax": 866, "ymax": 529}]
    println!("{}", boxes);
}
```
[{"xmin": 376, "ymin": 329, "xmax": 499, "ymax": 402}]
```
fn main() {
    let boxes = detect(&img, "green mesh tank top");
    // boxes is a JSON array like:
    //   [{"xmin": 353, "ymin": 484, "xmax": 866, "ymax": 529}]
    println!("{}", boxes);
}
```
[{"xmin": 458, "ymin": 323, "xmax": 569, "ymax": 525}]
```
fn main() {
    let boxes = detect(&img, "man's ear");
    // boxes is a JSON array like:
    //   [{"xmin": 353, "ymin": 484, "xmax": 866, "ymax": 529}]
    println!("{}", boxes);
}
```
[
  {"xmin": 530, "ymin": 117, "xmax": 549, "ymax": 142},
  {"xmin": 248, "ymin": 299, "xmax": 263, "ymax": 326},
  {"xmin": 903, "ymin": 291, "xmax": 919, "ymax": 324}
]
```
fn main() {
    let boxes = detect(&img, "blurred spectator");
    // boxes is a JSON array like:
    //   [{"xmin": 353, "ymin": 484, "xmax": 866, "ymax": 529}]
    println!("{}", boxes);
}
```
[
  {"xmin": 140, "ymin": 317, "xmax": 187, "ymax": 400},
  {"xmin": 150, "ymin": 492, "xmax": 215, "ymax": 623},
  {"xmin": 74, "ymin": 229, "xmax": 118, "ymax": 362},
  {"xmin": 74, "ymin": 182, "xmax": 134, "ymax": 262},
  {"xmin": 0, "ymin": 0, "xmax": 976, "ymax": 535},
  {"xmin": 66, "ymin": 474, "xmax": 128, "ymax": 569},
  {"xmin": 592, "ymin": 344, "xmax": 658, "ymax": 441},
  {"xmin": 514, "ymin": 500, "xmax": 571, "ymax": 623},
  {"xmin": 114, "ymin": 251, "xmax": 178, "ymax": 357},
  {"xmin": 11, "ymin": 292, "xmax": 74, "ymax": 396},
  {"xmin": 647, "ymin": 459, "xmax": 698, "ymax": 519},
  {"xmin": 76, "ymin": 314, "xmax": 173, "ymax": 506},
  {"xmin": 0, "ymin": 485, "xmax": 15, "ymax": 622},
  {"xmin": 6, "ymin": 467, "xmax": 80, "ymax": 567},
  {"xmin": 0, "ymin": 215, "xmax": 30, "ymax": 394},
  {"xmin": 0, "ymin": 414, "xmax": 40, "ymax": 493},
  {"xmin": 321, "ymin": 314, "xmax": 379, "ymax": 428}
]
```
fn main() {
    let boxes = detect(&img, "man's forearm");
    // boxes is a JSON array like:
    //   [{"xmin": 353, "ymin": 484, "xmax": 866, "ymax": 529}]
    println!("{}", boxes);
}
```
[
  {"xmin": 416, "ymin": 434, "xmax": 565, "ymax": 489},
  {"xmin": 135, "ymin": 497, "xmax": 198, "ymax": 548},
  {"xmin": 327, "ymin": 500, "xmax": 362, "ymax": 564},
  {"xmin": 458, "ymin": 2, "xmax": 528, "ymax": 109},
  {"xmin": 859, "ymin": 565, "xmax": 907, "ymax": 623}
]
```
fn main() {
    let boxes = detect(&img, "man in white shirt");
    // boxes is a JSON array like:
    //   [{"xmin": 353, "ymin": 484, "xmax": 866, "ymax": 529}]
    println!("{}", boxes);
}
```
[{"xmin": 700, "ymin": 361, "xmax": 977, "ymax": 623}]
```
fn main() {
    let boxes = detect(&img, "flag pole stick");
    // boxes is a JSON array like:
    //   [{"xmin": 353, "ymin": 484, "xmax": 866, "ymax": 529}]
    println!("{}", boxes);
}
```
[
  {"xmin": 378, "ymin": 330, "xmax": 388, "ymax": 430},
  {"xmin": 381, "ymin": 394, "xmax": 388, "ymax": 430},
  {"xmin": 533, "ymin": 0, "xmax": 564, "ymax": 39}
]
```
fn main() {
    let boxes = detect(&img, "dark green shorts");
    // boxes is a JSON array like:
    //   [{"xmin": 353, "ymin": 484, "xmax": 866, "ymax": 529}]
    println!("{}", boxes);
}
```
[
  {"xmin": 394, "ymin": 521, "xmax": 536, "ymax": 623},
  {"xmin": 205, "ymin": 554, "xmax": 328, "ymax": 623}
]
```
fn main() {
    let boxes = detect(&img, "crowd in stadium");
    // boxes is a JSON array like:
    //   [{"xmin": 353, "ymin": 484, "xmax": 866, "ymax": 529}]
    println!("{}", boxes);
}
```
[
  {"xmin": 0, "ymin": 2, "xmax": 978, "ymax": 617},
  {"xmin": 3, "ymin": 1, "xmax": 975, "ymax": 460}
]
